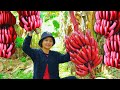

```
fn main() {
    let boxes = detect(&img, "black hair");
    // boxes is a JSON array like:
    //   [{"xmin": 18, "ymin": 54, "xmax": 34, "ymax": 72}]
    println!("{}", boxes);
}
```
[{"xmin": 38, "ymin": 36, "xmax": 55, "ymax": 47}]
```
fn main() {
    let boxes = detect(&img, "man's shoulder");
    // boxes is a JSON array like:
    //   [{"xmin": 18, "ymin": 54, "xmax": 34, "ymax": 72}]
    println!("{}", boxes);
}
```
[
  {"xmin": 32, "ymin": 48, "xmax": 40, "ymax": 52},
  {"xmin": 50, "ymin": 50, "xmax": 60, "ymax": 54}
]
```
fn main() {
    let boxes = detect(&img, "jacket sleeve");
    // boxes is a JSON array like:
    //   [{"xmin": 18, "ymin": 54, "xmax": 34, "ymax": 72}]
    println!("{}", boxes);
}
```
[
  {"xmin": 22, "ymin": 35, "xmax": 36, "ymax": 61},
  {"xmin": 58, "ymin": 52, "xmax": 70, "ymax": 63}
]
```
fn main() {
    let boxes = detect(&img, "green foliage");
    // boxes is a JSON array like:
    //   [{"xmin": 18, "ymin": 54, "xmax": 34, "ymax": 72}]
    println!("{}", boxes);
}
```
[
  {"xmin": 52, "ymin": 20, "xmax": 60, "ymax": 30},
  {"xmin": 59, "ymin": 62, "xmax": 72, "ymax": 78},
  {"xmin": 41, "ymin": 11, "xmax": 59, "ymax": 22},
  {"xmin": 64, "ymin": 11, "xmax": 68, "ymax": 18},
  {"xmin": 40, "ymin": 11, "xmax": 44, "ymax": 19},
  {"xmin": 93, "ymin": 31, "xmax": 97, "ymax": 40},
  {"xmin": 12, "ymin": 69, "xmax": 32, "ymax": 79},
  {"xmin": 59, "ymin": 63, "xmax": 69, "ymax": 72},
  {"xmin": 15, "ymin": 37, "xmax": 24, "ymax": 48},
  {"xmin": 63, "ymin": 11, "xmax": 69, "ymax": 23},
  {"xmin": 52, "ymin": 32, "xmax": 58, "ymax": 37},
  {"xmin": 95, "ymin": 72, "xmax": 107, "ymax": 78},
  {"xmin": 50, "ymin": 14, "xmax": 56, "ymax": 19},
  {"xmin": 0, "ymin": 70, "xmax": 32, "ymax": 79},
  {"xmin": 0, "ymin": 73, "xmax": 4, "ymax": 79},
  {"xmin": 9, "ymin": 60, "xmax": 13, "ymax": 66},
  {"xmin": 0, "ymin": 73, "xmax": 10, "ymax": 79},
  {"xmin": 20, "ymin": 57, "xmax": 26, "ymax": 62}
]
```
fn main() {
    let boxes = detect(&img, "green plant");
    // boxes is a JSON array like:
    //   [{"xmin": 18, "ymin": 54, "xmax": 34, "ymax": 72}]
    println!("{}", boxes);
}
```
[
  {"xmin": 41, "ymin": 11, "xmax": 59, "ymax": 22},
  {"xmin": 20, "ymin": 57, "xmax": 26, "ymax": 62},
  {"xmin": 52, "ymin": 20, "xmax": 60, "ymax": 31},
  {"xmin": 15, "ymin": 36, "xmax": 24, "ymax": 48},
  {"xmin": 0, "ymin": 73, "xmax": 4, "ymax": 79},
  {"xmin": 0, "ymin": 73, "xmax": 10, "ymax": 79},
  {"xmin": 12, "ymin": 69, "xmax": 33, "ymax": 79},
  {"xmin": 9, "ymin": 60, "xmax": 13, "ymax": 66},
  {"xmin": 95, "ymin": 72, "xmax": 107, "ymax": 78}
]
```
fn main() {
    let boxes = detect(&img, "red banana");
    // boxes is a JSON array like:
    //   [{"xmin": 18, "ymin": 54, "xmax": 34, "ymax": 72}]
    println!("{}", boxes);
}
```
[
  {"xmin": 7, "ymin": 43, "xmax": 13, "ymax": 53},
  {"xmin": 76, "ymin": 69, "xmax": 88, "ymax": 77}
]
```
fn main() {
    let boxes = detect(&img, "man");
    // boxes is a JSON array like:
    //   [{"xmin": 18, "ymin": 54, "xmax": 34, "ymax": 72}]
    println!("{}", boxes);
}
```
[{"xmin": 22, "ymin": 30, "xmax": 77, "ymax": 79}]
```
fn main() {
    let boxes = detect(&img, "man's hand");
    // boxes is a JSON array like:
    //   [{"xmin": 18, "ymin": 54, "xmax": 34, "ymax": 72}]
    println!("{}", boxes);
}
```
[
  {"xmin": 28, "ymin": 30, "xmax": 34, "ymax": 36},
  {"xmin": 34, "ymin": 28, "xmax": 40, "ymax": 34},
  {"xmin": 28, "ymin": 28, "xmax": 40, "ymax": 36}
]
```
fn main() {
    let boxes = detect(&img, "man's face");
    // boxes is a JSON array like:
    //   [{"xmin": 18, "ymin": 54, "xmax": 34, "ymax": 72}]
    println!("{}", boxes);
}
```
[{"xmin": 42, "ymin": 37, "xmax": 53, "ymax": 50}]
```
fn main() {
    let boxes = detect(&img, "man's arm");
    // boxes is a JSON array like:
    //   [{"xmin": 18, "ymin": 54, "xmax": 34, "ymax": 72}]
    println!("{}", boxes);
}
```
[
  {"xmin": 22, "ymin": 31, "xmax": 36, "ymax": 61},
  {"xmin": 58, "ymin": 52, "xmax": 70, "ymax": 63}
]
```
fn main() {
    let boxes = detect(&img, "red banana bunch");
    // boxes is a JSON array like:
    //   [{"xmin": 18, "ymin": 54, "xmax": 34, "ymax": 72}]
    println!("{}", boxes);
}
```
[
  {"xmin": 18, "ymin": 11, "xmax": 42, "ymax": 31},
  {"xmin": 0, "ymin": 42, "xmax": 16, "ymax": 58},
  {"xmin": 0, "ymin": 26, "xmax": 17, "ymax": 58},
  {"xmin": 104, "ymin": 33, "xmax": 120, "ymax": 69},
  {"xmin": 0, "ymin": 11, "xmax": 17, "ymax": 58},
  {"xmin": 95, "ymin": 11, "xmax": 120, "ymax": 21},
  {"xmin": 0, "ymin": 11, "xmax": 16, "ymax": 26},
  {"xmin": 94, "ymin": 11, "xmax": 120, "ymax": 38},
  {"xmin": 65, "ymin": 30, "xmax": 102, "ymax": 77},
  {"xmin": 0, "ymin": 26, "xmax": 17, "ymax": 44}
]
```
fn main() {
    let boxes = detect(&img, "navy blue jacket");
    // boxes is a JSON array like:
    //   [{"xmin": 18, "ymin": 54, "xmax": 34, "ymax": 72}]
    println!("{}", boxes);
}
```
[{"xmin": 22, "ymin": 35, "xmax": 70, "ymax": 79}]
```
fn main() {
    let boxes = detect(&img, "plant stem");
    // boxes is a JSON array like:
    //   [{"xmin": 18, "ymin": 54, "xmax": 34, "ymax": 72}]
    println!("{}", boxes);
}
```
[{"xmin": 90, "ymin": 70, "xmax": 96, "ymax": 79}]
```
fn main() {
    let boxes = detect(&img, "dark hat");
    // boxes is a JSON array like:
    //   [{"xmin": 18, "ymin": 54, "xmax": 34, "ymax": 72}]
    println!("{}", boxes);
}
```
[{"xmin": 38, "ymin": 32, "xmax": 55, "ymax": 47}]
